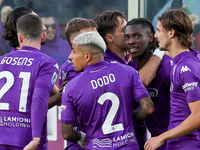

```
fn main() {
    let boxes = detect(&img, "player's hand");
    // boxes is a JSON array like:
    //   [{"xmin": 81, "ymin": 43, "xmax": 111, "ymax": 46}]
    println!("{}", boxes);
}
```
[
  {"xmin": 23, "ymin": 137, "xmax": 40, "ymax": 150},
  {"xmin": 144, "ymin": 136, "xmax": 164, "ymax": 150},
  {"xmin": 59, "ymin": 80, "xmax": 69, "ymax": 93}
]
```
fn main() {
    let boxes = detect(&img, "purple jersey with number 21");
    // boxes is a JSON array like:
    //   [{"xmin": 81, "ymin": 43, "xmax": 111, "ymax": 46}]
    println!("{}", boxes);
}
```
[
  {"xmin": 61, "ymin": 61, "xmax": 149, "ymax": 150},
  {"xmin": 0, "ymin": 46, "xmax": 59, "ymax": 149}
]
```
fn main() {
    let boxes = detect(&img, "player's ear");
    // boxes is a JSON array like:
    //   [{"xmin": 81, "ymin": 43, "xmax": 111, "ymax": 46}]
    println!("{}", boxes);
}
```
[
  {"xmin": 70, "ymin": 37, "xmax": 74, "ymax": 45},
  {"xmin": 85, "ymin": 52, "xmax": 92, "ymax": 62},
  {"xmin": 105, "ymin": 34, "xmax": 114, "ymax": 44},
  {"xmin": 41, "ymin": 31, "xmax": 46, "ymax": 42},
  {"xmin": 169, "ymin": 29, "xmax": 175, "ymax": 39},
  {"xmin": 149, "ymin": 33, "xmax": 153, "ymax": 43},
  {"xmin": 17, "ymin": 33, "xmax": 23, "ymax": 44}
]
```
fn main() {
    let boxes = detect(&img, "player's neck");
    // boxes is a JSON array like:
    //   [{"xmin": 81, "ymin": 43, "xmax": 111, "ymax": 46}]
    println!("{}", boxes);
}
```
[
  {"xmin": 108, "ymin": 45, "xmax": 126, "ymax": 60},
  {"xmin": 170, "ymin": 42, "xmax": 189, "ymax": 58},
  {"xmin": 20, "ymin": 41, "xmax": 41, "ymax": 50}
]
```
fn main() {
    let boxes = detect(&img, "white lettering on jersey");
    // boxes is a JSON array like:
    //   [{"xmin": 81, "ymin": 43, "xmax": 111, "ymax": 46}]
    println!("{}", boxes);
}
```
[
  {"xmin": 91, "ymin": 73, "xmax": 115, "ymax": 89},
  {"xmin": 182, "ymin": 82, "xmax": 198, "ymax": 92},
  {"xmin": 180, "ymin": 65, "xmax": 191, "ymax": 73},
  {"xmin": 1, "ymin": 56, "xmax": 34, "ymax": 66},
  {"xmin": 111, "ymin": 61, "xmax": 118, "ymax": 63}
]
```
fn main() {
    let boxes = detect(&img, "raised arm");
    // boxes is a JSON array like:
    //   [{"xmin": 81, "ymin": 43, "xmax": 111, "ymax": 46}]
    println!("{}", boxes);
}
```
[{"xmin": 139, "ymin": 48, "xmax": 164, "ymax": 87}]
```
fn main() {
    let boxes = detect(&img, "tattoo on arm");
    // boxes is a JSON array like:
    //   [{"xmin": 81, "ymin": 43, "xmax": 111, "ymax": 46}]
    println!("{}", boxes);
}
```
[{"xmin": 132, "ymin": 97, "xmax": 154, "ymax": 120}]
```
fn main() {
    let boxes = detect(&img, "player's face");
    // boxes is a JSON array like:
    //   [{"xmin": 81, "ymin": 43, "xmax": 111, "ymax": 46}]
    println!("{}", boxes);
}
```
[
  {"xmin": 124, "ymin": 24, "xmax": 153, "ymax": 59},
  {"xmin": 155, "ymin": 21, "xmax": 171, "ymax": 51},
  {"xmin": 112, "ymin": 17, "xmax": 127, "ymax": 51},
  {"xmin": 69, "ymin": 44, "xmax": 87, "ymax": 72},
  {"xmin": 41, "ymin": 17, "xmax": 57, "ymax": 41}
]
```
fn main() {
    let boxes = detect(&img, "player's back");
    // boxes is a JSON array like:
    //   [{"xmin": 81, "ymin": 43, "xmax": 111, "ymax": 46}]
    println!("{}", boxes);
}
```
[
  {"xmin": 64, "ymin": 61, "xmax": 149, "ymax": 150},
  {"xmin": 0, "ymin": 46, "xmax": 58, "ymax": 149}
]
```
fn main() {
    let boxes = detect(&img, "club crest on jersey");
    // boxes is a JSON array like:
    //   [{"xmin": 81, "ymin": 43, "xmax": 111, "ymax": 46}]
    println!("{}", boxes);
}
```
[
  {"xmin": 51, "ymin": 72, "xmax": 57, "ymax": 85},
  {"xmin": 180, "ymin": 65, "xmax": 191, "ymax": 74}
]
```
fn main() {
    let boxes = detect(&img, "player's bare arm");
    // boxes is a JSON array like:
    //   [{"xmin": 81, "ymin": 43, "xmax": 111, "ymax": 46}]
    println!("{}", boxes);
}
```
[
  {"xmin": 132, "ymin": 97, "xmax": 154, "ymax": 120},
  {"xmin": 144, "ymin": 100, "xmax": 200, "ymax": 150},
  {"xmin": 62, "ymin": 124, "xmax": 81, "ymax": 142}
]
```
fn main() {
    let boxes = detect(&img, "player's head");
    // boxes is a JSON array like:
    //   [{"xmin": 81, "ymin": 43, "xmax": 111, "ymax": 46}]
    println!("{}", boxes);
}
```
[
  {"xmin": 2, "ymin": 7, "xmax": 34, "ymax": 48},
  {"xmin": 124, "ymin": 18, "xmax": 157, "ymax": 59},
  {"xmin": 16, "ymin": 14, "xmax": 45, "ymax": 45},
  {"xmin": 155, "ymin": 8, "xmax": 194, "ymax": 50},
  {"xmin": 69, "ymin": 31, "xmax": 106, "ymax": 72},
  {"xmin": 93, "ymin": 10, "xmax": 127, "ymax": 50},
  {"xmin": 65, "ymin": 18, "xmax": 98, "ymax": 47},
  {"xmin": 41, "ymin": 15, "xmax": 57, "ymax": 41}
]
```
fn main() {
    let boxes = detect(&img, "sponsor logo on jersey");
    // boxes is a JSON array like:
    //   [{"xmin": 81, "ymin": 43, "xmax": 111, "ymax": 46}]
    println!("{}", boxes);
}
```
[
  {"xmin": 92, "ymin": 138, "xmax": 112, "ymax": 148},
  {"xmin": 92, "ymin": 132, "xmax": 136, "ymax": 148},
  {"xmin": 0, "ymin": 116, "xmax": 31, "ymax": 128},
  {"xmin": 147, "ymin": 88, "xmax": 158, "ymax": 97},
  {"xmin": 182, "ymin": 82, "xmax": 198, "ymax": 92},
  {"xmin": 180, "ymin": 65, "xmax": 191, "ymax": 74}
]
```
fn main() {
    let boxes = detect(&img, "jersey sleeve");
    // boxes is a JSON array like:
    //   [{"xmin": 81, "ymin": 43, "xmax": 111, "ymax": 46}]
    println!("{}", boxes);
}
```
[
  {"xmin": 131, "ymin": 69, "xmax": 150, "ymax": 102},
  {"xmin": 31, "ymin": 60, "xmax": 59, "ymax": 138},
  {"xmin": 178, "ymin": 61, "xmax": 200, "ymax": 103},
  {"xmin": 61, "ymin": 82, "xmax": 78, "ymax": 125}
]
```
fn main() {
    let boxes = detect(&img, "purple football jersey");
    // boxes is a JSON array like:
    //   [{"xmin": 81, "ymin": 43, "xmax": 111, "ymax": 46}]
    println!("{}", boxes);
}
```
[
  {"xmin": 104, "ymin": 48, "xmax": 147, "ymax": 149},
  {"xmin": 61, "ymin": 61, "xmax": 149, "ymax": 150},
  {"xmin": 129, "ymin": 55, "xmax": 172, "ymax": 150},
  {"xmin": 104, "ymin": 49, "xmax": 128, "ymax": 64},
  {"xmin": 167, "ymin": 48, "xmax": 200, "ymax": 149},
  {"xmin": 0, "ymin": 46, "xmax": 59, "ymax": 149},
  {"xmin": 59, "ymin": 59, "xmax": 81, "ymax": 86},
  {"xmin": 59, "ymin": 59, "xmax": 83, "ymax": 150}
]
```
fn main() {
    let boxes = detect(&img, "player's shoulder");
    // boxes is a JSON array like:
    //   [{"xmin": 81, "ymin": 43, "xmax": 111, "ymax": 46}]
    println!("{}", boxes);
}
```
[
  {"xmin": 60, "ymin": 59, "xmax": 73, "ymax": 71},
  {"xmin": 109, "ymin": 62, "xmax": 137, "ymax": 73}
]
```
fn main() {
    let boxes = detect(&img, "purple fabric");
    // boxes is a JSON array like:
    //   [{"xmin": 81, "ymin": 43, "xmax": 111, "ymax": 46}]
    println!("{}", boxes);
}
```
[
  {"xmin": 105, "ymin": 48, "xmax": 147, "ymax": 149},
  {"xmin": 129, "ymin": 55, "xmax": 172, "ymax": 150},
  {"xmin": 0, "ymin": 46, "xmax": 59, "ymax": 149},
  {"xmin": 61, "ymin": 61, "xmax": 149, "ymax": 149},
  {"xmin": 41, "ymin": 16, "xmax": 71, "ymax": 67},
  {"xmin": 59, "ymin": 60, "xmax": 82, "ymax": 150},
  {"xmin": 167, "ymin": 48, "xmax": 200, "ymax": 149},
  {"xmin": 104, "ymin": 49, "xmax": 128, "ymax": 64},
  {"xmin": 59, "ymin": 59, "xmax": 81, "ymax": 86}
]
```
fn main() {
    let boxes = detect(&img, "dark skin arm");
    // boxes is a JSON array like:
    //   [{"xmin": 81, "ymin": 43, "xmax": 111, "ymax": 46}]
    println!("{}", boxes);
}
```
[
  {"xmin": 48, "ymin": 80, "xmax": 68, "ymax": 109},
  {"xmin": 132, "ymin": 97, "xmax": 154, "ymax": 121},
  {"xmin": 139, "ymin": 55, "xmax": 161, "ymax": 87},
  {"xmin": 62, "ymin": 123, "xmax": 81, "ymax": 142}
]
